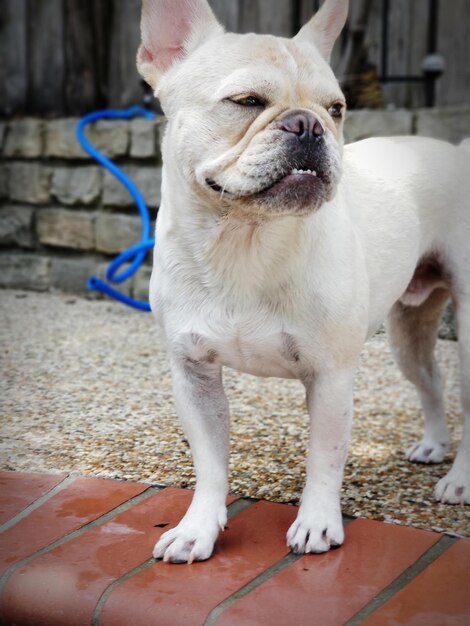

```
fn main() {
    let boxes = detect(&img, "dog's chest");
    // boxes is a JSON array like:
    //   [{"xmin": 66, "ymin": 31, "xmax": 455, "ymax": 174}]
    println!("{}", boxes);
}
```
[
  {"xmin": 156, "ymin": 217, "xmax": 319, "ymax": 379},
  {"xmin": 175, "ymin": 307, "xmax": 308, "ymax": 379}
]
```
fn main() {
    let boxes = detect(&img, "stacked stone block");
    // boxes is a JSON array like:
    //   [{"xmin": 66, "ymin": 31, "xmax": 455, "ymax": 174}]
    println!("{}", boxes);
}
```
[{"xmin": 0, "ymin": 116, "xmax": 164, "ymax": 300}]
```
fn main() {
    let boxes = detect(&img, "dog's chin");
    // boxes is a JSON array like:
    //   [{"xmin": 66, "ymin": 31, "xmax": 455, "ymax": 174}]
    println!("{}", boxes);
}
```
[
  {"xmin": 206, "ymin": 170, "xmax": 334, "ymax": 218},
  {"xmin": 253, "ymin": 171, "xmax": 331, "ymax": 213}
]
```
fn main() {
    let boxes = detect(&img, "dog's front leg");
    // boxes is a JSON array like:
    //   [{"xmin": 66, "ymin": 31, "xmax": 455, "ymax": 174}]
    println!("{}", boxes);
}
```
[
  {"xmin": 153, "ymin": 355, "xmax": 230, "ymax": 563},
  {"xmin": 287, "ymin": 368, "xmax": 355, "ymax": 554}
]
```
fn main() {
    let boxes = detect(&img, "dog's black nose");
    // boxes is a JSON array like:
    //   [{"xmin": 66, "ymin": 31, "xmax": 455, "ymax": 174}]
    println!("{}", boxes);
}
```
[{"xmin": 280, "ymin": 111, "xmax": 324, "ymax": 139}]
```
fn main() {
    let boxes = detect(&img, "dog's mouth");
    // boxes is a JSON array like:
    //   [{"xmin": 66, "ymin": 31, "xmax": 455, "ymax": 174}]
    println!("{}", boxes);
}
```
[
  {"xmin": 256, "ymin": 167, "xmax": 324, "ymax": 203},
  {"xmin": 206, "ymin": 166, "xmax": 326, "ymax": 201}
]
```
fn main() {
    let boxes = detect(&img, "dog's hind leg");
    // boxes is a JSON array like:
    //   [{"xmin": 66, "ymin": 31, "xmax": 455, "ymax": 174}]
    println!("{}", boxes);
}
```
[
  {"xmin": 386, "ymin": 287, "xmax": 451, "ymax": 464},
  {"xmin": 435, "ymin": 295, "xmax": 470, "ymax": 504}
]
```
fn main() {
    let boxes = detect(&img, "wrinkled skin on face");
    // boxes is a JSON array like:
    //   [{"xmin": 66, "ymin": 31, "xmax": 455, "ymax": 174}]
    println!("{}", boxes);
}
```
[{"xmin": 157, "ymin": 32, "xmax": 346, "ymax": 220}]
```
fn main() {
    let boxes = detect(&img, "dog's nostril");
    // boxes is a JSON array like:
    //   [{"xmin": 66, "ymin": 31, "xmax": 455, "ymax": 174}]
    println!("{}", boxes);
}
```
[
  {"xmin": 313, "ymin": 120, "xmax": 324, "ymax": 137},
  {"xmin": 281, "ymin": 114, "xmax": 308, "ymax": 136}
]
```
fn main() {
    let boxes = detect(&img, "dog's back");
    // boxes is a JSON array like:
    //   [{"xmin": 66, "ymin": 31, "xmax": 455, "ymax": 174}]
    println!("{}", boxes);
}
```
[{"xmin": 342, "ymin": 136, "xmax": 470, "ymax": 325}]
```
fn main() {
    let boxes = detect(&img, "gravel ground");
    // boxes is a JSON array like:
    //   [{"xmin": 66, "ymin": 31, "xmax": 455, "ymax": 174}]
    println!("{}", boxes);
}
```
[{"xmin": 1, "ymin": 288, "xmax": 468, "ymax": 537}]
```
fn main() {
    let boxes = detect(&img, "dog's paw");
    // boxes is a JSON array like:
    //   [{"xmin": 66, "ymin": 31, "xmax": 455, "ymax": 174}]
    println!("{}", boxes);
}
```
[
  {"xmin": 406, "ymin": 439, "xmax": 448, "ymax": 464},
  {"xmin": 153, "ymin": 526, "xmax": 215, "ymax": 563},
  {"xmin": 286, "ymin": 506, "xmax": 344, "ymax": 554},
  {"xmin": 153, "ymin": 507, "xmax": 226, "ymax": 564},
  {"xmin": 435, "ymin": 469, "xmax": 470, "ymax": 505}
]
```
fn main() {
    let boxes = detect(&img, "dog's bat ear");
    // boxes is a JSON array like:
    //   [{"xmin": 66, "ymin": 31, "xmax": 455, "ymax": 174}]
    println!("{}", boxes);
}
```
[
  {"xmin": 294, "ymin": 0, "xmax": 349, "ymax": 62},
  {"xmin": 137, "ymin": 0, "xmax": 223, "ymax": 90}
]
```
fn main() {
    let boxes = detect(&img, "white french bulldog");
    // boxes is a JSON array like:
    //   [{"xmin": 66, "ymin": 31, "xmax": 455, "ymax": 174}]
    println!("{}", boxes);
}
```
[{"xmin": 137, "ymin": 0, "xmax": 470, "ymax": 563}]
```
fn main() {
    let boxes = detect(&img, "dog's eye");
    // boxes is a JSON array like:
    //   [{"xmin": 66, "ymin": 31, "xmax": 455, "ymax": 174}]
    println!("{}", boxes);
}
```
[
  {"xmin": 328, "ymin": 102, "xmax": 344, "ymax": 119},
  {"xmin": 229, "ymin": 94, "xmax": 265, "ymax": 107}
]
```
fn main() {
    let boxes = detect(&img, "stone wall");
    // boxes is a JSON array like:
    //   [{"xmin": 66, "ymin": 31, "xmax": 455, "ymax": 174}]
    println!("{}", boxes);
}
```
[
  {"xmin": 0, "ymin": 106, "xmax": 469, "ymax": 309},
  {"xmin": 0, "ymin": 116, "xmax": 164, "ymax": 300}
]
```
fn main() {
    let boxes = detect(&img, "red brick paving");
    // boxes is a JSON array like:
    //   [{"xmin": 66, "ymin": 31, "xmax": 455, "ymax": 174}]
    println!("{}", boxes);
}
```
[
  {"xmin": 0, "ymin": 475, "xmax": 146, "ymax": 572},
  {"xmin": 360, "ymin": 540, "xmax": 470, "ymax": 626},
  {"xmin": 0, "ymin": 472, "xmax": 66, "ymax": 525},
  {"xmin": 215, "ymin": 518, "xmax": 441, "ymax": 626},
  {"xmin": 1, "ymin": 487, "xmax": 188, "ymax": 626},
  {"xmin": 0, "ymin": 471, "xmax": 468, "ymax": 626},
  {"xmin": 99, "ymin": 501, "xmax": 297, "ymax": 626}
]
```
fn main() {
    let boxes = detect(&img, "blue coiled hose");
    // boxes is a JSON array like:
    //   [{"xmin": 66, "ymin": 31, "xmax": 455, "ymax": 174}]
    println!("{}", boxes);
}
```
[{"xmin": 76, "ymin": 106, "xmax": 157, "ymax": 311}]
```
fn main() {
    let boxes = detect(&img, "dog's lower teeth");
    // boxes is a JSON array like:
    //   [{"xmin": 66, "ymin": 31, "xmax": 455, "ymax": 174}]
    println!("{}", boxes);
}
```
[{"xmin": 291, "ymin": 169, "xmax": 317, "ymax": 176}]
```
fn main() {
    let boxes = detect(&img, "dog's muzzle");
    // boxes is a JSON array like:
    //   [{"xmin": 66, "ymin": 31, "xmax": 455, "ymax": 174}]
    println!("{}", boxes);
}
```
[{"xmin": 205, "ymin": 108, "xmax": 338, "ymax": 212}]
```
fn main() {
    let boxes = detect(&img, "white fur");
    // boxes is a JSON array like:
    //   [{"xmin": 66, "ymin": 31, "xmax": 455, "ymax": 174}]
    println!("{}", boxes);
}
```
[{"xmin": 138, "ymin": 0, "xmax": 470, "ymax": 563}]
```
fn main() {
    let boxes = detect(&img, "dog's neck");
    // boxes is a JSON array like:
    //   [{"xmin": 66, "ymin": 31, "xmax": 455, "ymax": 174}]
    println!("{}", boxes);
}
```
[
  {"xmin": 157, "ymin": 173, "xmax": 318, "ymax": 301},
  {"xmin": 203, "ymin": 213, "xmax": 306, "ymax": 296}
]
